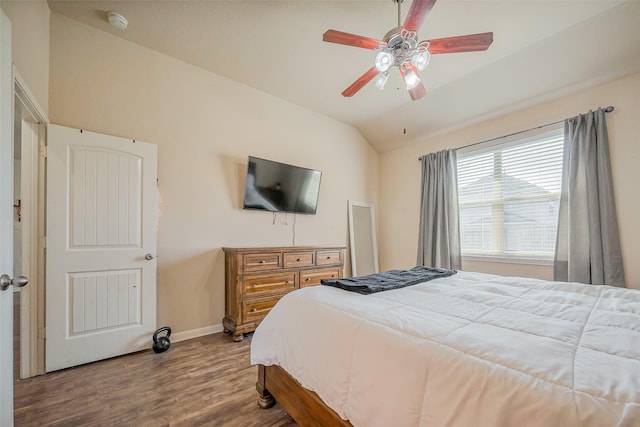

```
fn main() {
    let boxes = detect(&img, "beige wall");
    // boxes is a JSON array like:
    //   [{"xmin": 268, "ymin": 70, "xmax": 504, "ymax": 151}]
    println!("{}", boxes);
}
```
[
  {"xmin": 49, "ymin": 14, "xmax": 379, "ymax": 333},
  {"xmin": 379, "ymin": 71, "xmax": 640, "ymax": 289},
  {"xmin": 0, "ymin": 0, "xmax": 49, "ymax": 116}
]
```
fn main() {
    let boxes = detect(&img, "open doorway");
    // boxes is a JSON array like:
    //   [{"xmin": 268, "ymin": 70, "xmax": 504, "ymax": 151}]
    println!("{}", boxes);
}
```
[
  {"xmin": 12, "ymin": 96, "xmax": 22, "ymax": 382},
  {"xmin": 13, "ymin": 70, "xmax": 47, "ymax": 380}
]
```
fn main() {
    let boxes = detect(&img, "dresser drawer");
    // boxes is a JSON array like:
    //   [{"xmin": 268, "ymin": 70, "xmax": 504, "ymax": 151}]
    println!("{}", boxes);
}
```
[
  {"xmin": 243, "ymin": 272, "xmax": 297, "ymax": 296},
  {"xmin": 243, "ymin": 297, "xmax": 281, "ymax": 323},
  {"xmin": 243, "ymin": 253, "xmax": 281, "ymax": 271},
  {"xmin": 300, "ymin": 267, "xmax": 341, "ymax": 288},
  {"xmin": 316, "ymin": 250, "xmax": 342, "ymax": 265},
  {"xmin": 283, "ymin": 251, "xmax": 314, "ymax": 268}
]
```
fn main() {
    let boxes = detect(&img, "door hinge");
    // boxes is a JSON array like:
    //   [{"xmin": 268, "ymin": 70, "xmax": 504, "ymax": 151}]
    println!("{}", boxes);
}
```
[
  {"xmin": 39, "ymin": 146, "xmax": 47, "ymax": 158},
  {"xmin": 38, "ymin": 327, "xmax": 46, "ymax": 339},
  {"xmin": 40, "ymin": 236, "xmax": 46, "ymax": 249}
]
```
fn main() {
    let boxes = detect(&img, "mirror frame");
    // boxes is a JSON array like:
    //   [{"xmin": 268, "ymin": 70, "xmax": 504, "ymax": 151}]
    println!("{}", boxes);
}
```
[{"xmin": 348, "ymin": 200, "xmax": 379, "ymax": 277}]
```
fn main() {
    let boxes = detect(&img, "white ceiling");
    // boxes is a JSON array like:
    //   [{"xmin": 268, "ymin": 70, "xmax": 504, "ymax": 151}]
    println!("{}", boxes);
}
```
[{"xmin": 48, "ymin": 0, "xmax": 640, "ymax": 153}]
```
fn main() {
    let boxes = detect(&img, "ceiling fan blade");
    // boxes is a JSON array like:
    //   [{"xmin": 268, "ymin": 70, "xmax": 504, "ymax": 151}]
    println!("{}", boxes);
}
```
[
  {"xmin": 403, "ymin": 0, "xmax": 438, "ymax": 32},
  {"xmin": 427, "ymin": 32, "xmax": 494, "ymax": 54},
  {"xmin": 342, "ymin": 67, "xmax": 380, "ymax": 97},
  {"xmin": 400, "ymin": 64, "xmax": 427, "ymax": 101},
  {"xmin": 323, "ymin": 29, "xmax": 386, "ymax": 50}
]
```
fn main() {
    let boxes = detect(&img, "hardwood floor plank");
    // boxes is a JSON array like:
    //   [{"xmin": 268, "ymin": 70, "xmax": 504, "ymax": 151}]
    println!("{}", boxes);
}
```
[{"xmin": 14, "ymin": 332, "xmax": 297, "ymax": 426}]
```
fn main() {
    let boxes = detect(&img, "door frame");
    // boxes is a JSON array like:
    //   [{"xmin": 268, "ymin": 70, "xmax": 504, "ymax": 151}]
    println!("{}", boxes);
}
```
[
  {"xmin": 14, "ymin": 68, "xmax": 47, "ymax": 378},
  {"xmin": 1, "ymin": 8, "xmax": 13, "ymax": 425}
]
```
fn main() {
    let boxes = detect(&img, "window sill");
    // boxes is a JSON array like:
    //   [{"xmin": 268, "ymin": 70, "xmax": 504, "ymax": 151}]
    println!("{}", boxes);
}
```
[{"xmin": 462, "ymin": 255, "xmax": 553, "ymax": 266}]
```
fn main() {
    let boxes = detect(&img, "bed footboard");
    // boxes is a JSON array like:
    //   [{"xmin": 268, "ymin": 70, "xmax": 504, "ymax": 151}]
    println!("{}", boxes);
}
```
[{"xmin": 256, "ymin": 364, "xmax": 352, "ymax": 427}]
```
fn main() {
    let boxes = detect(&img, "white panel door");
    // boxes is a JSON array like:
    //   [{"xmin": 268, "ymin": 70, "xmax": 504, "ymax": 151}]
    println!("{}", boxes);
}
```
[
  {"xmin": 0, "ymin": 9, "xmax": 14, "ymax": 426},
  {"xmin": 46, "ymin": 124, "xmax": 157, "ymax": 371}
]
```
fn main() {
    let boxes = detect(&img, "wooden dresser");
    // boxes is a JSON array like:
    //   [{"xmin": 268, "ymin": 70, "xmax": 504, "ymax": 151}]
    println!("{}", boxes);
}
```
[{"xmin": 222, "ymin": 245, "xmax": 345, "ymax": 341}]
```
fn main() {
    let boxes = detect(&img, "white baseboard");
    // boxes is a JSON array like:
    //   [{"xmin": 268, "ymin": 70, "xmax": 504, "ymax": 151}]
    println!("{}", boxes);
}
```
[{"xmin": 170, "ymin": 323, "xmax": 224, "ymax": 343}]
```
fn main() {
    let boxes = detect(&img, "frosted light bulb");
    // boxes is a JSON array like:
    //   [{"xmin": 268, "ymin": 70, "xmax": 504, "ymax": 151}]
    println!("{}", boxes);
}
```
[
  {"xmin": 374, "ymin": 72, "xmax": 389, "ymax": 90},
  {"xmin": 411, "ymin": 50, "xmax": 431, "ymax": 71},
  {"xmin": 375, "ymin": 51, "xmax": 394, "ymax": 72},
  {"xmin": 404, "ymin": 69, "xmax": 421, "ymax": 90}
]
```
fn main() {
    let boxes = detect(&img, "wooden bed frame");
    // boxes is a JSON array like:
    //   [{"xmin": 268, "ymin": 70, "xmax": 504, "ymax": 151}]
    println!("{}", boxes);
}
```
[{"xmin": 257, "ymin": 364, "xmax": 352, "ymax": 427}]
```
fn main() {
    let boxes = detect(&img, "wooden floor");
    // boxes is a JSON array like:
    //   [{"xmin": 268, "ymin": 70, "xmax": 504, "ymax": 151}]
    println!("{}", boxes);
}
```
[{"xmin": 13, "ymin": 300, "xmax": 296, "ymax": 426}]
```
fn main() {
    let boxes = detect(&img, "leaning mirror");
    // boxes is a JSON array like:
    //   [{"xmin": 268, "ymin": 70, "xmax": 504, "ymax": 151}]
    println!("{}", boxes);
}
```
[{"xmin": 348, "ymin": 201, "xmax": 379, "ymax": 277}]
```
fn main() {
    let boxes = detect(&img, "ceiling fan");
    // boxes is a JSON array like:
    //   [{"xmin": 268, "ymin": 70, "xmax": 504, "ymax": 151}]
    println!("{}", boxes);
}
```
[{"xmin": 323, "ymin": 0, "xmax": 493, "ymax": 101}]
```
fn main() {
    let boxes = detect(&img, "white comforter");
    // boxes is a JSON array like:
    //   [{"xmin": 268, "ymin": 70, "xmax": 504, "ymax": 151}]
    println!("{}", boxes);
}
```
[{"xmin": 251, "ymin": 271, "xmax": 640, "ymax": 427}]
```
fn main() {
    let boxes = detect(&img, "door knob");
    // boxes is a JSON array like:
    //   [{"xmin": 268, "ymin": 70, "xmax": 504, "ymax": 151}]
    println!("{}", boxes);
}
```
[
  {"xmin": 0, "ymin": 274, "xmax": 29, "ymax": 291},
  {"xmin": 145, "ymin": 253, "xmax": 154, "ymax": 260}
]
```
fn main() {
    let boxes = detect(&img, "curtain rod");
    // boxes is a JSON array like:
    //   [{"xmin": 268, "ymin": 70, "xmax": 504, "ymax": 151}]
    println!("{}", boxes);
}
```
[{"xmin": 418, "ymin": 105, "xmax": 614, "ymax": 161}]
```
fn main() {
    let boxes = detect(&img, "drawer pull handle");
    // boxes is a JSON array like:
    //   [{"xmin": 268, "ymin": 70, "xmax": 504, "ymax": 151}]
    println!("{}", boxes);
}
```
[
  {"xmin": 326, "ymin": 256, "xmax": 331, "ymax": 259},
  {"xmin": 286, "ymin": 280, "xmax": 291, "ymax": 284},
  {"xmin": 306, "ymin": 278, "xmax": 311, "ymax": 281},
  {"xmin": 259, "ymin": 260, "xmax": 266, "ymax": 264},
  {"xmin": 331, "ymin": 275, "xmax": 335, "ymax": 278},
  {"xmin": 251, "ymin": 308, "xmax": 258, "ymax": 312},
  {"xmin": 252, "ymin": 284, "xmax": 257, "ymax": 288},
  {"xmin": 296, "ymin": 258, "xmax": 301, "ymax": 262}
]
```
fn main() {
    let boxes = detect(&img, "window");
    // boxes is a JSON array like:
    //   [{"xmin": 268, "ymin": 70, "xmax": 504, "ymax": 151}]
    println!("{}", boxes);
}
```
[{"xmin": 457, "ymin": 128, "xmax": 564, "ymax": 261}]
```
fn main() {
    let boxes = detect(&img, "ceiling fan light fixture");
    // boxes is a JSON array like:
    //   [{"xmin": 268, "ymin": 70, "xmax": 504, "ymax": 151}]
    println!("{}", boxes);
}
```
[
  {"xmin": 403, "ymin": 68, "xmax": 421, "ymax": 90},
  {"xmin": 411, "ymin": 50, "xmax": 431, "ymax": 71},
  {"xmin": 374, "ymin": 72, "xmax": 389, "ymax": 90},
  {"xmin": 322, "ymin": 0, "xmax": 494, "ymax": 100},
  {"xmin": 374, "ymin": 51, "xmax": 394, "ymax": 72}
]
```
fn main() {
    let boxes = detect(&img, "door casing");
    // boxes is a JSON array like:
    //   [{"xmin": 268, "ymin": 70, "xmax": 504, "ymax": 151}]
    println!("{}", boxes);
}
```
[
  {"xmin": 0, "ymin": 8, "xmax": 15, "ymax": 425},
  {"xmin": 14, "ymin": 68, "xmax": 48, "ymax": 378}
]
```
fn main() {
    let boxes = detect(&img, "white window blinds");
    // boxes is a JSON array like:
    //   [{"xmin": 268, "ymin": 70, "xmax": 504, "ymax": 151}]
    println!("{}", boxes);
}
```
[{"xmin": 457, "ymin": 128, "xmax": 564, "ymax": 260}]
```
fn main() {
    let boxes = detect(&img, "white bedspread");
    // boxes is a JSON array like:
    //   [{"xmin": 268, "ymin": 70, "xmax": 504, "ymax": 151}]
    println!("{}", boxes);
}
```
[{"xmin": 250, "ymin": 271, "xmax": 640, "ymax": 427}]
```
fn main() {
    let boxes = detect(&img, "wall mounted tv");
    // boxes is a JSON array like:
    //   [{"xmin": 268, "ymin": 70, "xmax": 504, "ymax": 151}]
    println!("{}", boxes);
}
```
[{"xmin": 243, "ymin": 156, "xmax": 322, "ymax": 215}]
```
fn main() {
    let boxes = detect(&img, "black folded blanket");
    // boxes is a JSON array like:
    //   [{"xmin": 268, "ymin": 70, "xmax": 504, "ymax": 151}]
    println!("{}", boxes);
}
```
[{"xmin": 321, "ymin": 266, "xmax": 456, "ymax": 295}]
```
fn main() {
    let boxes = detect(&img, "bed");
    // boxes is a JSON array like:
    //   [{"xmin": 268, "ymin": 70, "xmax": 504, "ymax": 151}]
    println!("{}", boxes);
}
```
[{"xmin": 250, "ymin": 270, "xmax": 640, "ymax": 426}]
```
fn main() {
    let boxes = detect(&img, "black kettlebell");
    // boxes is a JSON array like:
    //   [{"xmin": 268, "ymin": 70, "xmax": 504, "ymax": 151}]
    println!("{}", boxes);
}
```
[{"xmin": 152, "ymin": 326, "xmax": 171, "ymax": 353}]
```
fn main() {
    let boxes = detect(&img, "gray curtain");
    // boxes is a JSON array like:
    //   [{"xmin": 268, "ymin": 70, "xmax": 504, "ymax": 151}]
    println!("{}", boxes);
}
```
[
  {"xmin": 417, "ymin": 149, "xmax": 461, "ymax": 269},
  {"xmin": 554, "ymin": 108, "xmax": 625, "ymax": 287}
]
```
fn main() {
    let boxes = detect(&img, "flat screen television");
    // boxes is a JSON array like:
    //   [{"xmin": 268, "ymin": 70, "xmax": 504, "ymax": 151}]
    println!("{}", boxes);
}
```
[{"xmin": 243, "ymin": 156, "xmax": 322, "ymax": 214}]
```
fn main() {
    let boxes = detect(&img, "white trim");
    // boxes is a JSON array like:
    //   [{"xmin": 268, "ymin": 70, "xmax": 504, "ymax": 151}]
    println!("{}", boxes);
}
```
[
  {"xmin": 1, "ymin": 9, "xmax": 14, "ymax": 425},
  {"xmin": 19, "ymin": 119, "xmax": 39, "ymax": 379},
  {"xmin": 35, "ymin": 123, "xmax": 46, "ymax": 375},
  {"xmin": 462, "ymin": 255, "xmax": 553, "ymax": 266},
  {"xmin": 170, "ymin": 324, "xmax": 224, "ymax": 344},
  {"xmin": 13, "ymin": 68, "xmax": 48, "ymax": 124},
  {"xmin": 12, "ymin": 67, "xmax": 47, "ymax": 378}
]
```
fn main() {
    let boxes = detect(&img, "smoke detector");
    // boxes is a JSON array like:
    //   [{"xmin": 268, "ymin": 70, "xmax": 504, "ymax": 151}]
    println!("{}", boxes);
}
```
[{"xmin": 107, "ymin": 12, "xmax": 128, "ymax": 30}]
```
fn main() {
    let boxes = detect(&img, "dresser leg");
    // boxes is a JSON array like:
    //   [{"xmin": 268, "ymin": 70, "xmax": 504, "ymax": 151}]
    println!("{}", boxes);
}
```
[{"xmin": 232, "ymin": 333, "xmax": 244, "ymax": 342}]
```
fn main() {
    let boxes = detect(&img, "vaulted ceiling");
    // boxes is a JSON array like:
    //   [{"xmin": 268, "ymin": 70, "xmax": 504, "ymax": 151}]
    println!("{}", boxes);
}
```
[{"xmin": 48, "ymin": 0, "xmax": 640, "ymax": 153}]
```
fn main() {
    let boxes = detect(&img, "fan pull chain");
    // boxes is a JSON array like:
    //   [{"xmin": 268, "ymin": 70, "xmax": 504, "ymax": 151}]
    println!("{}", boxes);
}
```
[{"xmin": 403, "ymin": 96, "xmax": 408, "ymax": 135}]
